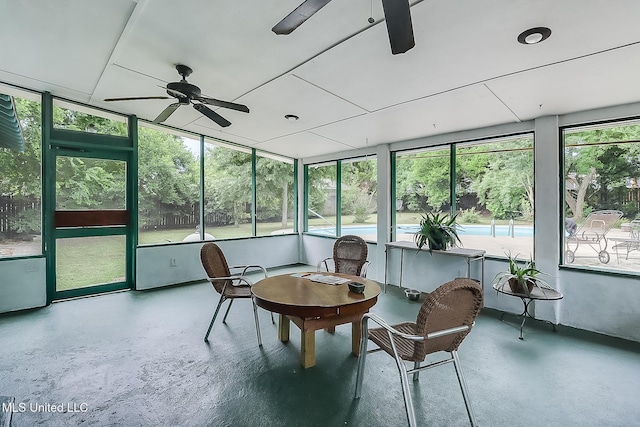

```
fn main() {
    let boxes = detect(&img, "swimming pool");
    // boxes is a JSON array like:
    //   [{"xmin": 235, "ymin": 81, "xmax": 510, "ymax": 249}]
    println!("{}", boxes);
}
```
[{"xmin": 308, "ymin": 224, "xmax": 534, "ymax": 237}]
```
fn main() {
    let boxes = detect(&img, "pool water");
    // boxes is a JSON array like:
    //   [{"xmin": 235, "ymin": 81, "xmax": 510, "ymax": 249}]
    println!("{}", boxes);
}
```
[{"xmin": 309, "ymin": 224, "xmax": 534, "ymax": 237}]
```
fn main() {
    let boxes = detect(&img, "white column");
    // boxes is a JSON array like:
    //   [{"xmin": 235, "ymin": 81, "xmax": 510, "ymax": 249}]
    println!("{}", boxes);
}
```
[
  {"xmin": 534, "ymin": 115, "xmax": 561, "ymax": 323},
  {"xmin": 375, "ymin": 144, "xmax": 391, "ymax": 282}
]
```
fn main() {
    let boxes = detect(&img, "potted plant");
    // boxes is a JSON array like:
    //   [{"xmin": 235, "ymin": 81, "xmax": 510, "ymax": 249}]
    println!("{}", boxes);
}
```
[
  {"xmin": 413, "ymin": 212, "xmax": 461, "ymax": 253},
  {"xmin": 492, "ymin": 253, "xmax": 552, "ymax": 295}
]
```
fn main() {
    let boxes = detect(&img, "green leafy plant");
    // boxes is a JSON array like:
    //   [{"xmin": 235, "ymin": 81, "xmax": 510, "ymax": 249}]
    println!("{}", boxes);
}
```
[
  {"xmin": 350, "ymin": 192, "xmax": 375, "ymax": 223},
  {"xmin": 413, "ymin": 212, "xmax": 461, "ymax": 252},
  {"xmin": 459, "ymin": 207, "xmax": 481, "ymax": 224},
  {"xmin": 492, "ymin": 253, "xmax": 552, "ymax": 295}
]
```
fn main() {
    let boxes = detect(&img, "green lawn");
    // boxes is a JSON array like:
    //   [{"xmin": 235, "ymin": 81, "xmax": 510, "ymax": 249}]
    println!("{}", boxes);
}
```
[
  {"xmin": 56, "ymin": 212, "xmax": 533, "ymax": 290},
  {"xmin": 56, "ymin": 236, "xmax": 126, "ymax": 291}
]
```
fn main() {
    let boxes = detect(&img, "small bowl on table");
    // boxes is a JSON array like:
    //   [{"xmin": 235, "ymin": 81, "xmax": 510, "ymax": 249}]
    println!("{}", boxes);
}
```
[
  {"xmin": 404, "ymin": 289, "xmax": 421, "ymax": 301},
  {"xmin": 348, "ymin": 282, "xmax": 366, "ymax": 294}
]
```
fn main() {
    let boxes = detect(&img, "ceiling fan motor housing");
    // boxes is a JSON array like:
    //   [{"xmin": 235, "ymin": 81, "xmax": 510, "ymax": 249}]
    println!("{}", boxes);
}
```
[{"xmin": 167, "ymin": 81, "xmax": 201, "ymax": 100}]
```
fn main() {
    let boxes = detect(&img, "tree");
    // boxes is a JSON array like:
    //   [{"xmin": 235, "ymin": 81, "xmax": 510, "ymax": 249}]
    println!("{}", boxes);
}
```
[
  {"xmin": 341, "ymin": 160, "xmax": 377, "ymax": 223},
  {"xmin": 0, "ymin": 98, "xmax": 43, "ymax": 237},
  {"xmin": 138, "ymin": 129, "xmax": 199, "ymax": 228},
  {"xmin": 469, "ymin": 140, "xmax": 534, "ymax": 220},
  {"xmin": 411, "ymin": 149, "xmax": 450, "ymax": 211},
  {"xmin": 204, "ymin": 146, "xmax": 252, "ymax": 227},
  {"xmin": 471, "ymin": 149, "xmax": 533, "ymax": 219},
  {"xmin": 256, "ymin": 156, "xmax": 295, "ymax": 228},
  {"xmin": 564, "ymin": 125, "xmax": 640, "ymax": 220},
  {"xmin": 307, "ymin": 164, "xmax": 335, "ymax": 217}
]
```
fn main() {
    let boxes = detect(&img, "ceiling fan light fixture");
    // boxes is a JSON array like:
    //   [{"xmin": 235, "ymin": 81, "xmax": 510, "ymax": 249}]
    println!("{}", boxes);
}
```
[
  {"xmin": 285, "ymin": 114, "xmax": 299, "ymax": 121},
  {"xmin": 518, "ymin": 27, "xmax": 551, "ymax": 45}
]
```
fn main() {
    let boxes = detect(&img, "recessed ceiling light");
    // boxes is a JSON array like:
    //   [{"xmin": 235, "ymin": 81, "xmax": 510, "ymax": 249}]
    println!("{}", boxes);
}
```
[
  {"xmin": 285, "ymin": 114, "xmax": 299, "ymax": 121},
  {"xmin": 518, "ymin": 27, "xmax": 552, "ymax": 45}
]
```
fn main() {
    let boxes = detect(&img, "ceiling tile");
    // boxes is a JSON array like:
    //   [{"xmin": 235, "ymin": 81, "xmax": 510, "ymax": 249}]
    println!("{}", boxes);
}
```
[
  {"xmin": 486, "ymin": 43, "xmax": 640, "ymax": 120},
  {"xmin": 252, "ymin": 132, "xmax": 355, "ymax": 159},
  {"xmin": 312, "ymin": 84, "xmax": 519, "ymax": 148},
  {"xmin": 0, "ymin": 0, "xmax": 136, "ymax": 95}
]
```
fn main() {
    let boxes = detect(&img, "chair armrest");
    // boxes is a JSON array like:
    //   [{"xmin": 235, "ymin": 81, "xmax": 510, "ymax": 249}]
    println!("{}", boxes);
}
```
[
  {"xmin": 580, "ymin": 230, "xmax": 601, "ymax": 242},
  {"xmin": 426, "ymin": 325, "xmax": 470, "ymax": 340},
  {"xmin": 363, "ymin": 313, "xmax": 471, "ymax": 341},
  {"xmin": 360, "ymin": 260, "xmax": 370, "ymax": 277},
  {"xmin": 207, "ymin": 274, "xmax": 254, "ymax": 288},
  {"xmin": 316, "ymin": 258, "xmax": 333, "ymax": 272},
  {"xmin": 363, "ymin": 313, "xmax": 425, "ymax": 342},
  {"xmin": 229, "ymin": 265, "xmax": 268, "ymax": 279}
]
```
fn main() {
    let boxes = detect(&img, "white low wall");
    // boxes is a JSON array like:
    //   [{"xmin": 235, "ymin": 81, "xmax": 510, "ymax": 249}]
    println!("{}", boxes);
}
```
[
  {"xmin": 0, "ymin": 257, "xmax": 46, "ymax": 313},
  {"xmin": 136, "ymin": 234, "xmax": 300, "ymax": 290}
]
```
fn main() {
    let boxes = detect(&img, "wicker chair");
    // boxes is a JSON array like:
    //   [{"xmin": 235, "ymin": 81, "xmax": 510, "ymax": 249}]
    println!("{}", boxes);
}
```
[
  {"xmin": 200, "ymin": 242, "xmax": 272, "ymax": 346},
  {"xmin": 317, "ymin": 235, "xmax": 369, "ymax": 277},
  {"xmin": 354, "ymin": 278, "xmax": 483, "ymax": 427}
]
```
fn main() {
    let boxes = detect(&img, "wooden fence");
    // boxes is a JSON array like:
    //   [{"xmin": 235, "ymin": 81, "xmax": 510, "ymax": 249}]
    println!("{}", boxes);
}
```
[
  {"xmin": 0, "ymin": 196, "xmax": 40, "ymax": 234},
  {"xmin": 1, "ymin": 196, "xmax": 233, "ymax": 233}
]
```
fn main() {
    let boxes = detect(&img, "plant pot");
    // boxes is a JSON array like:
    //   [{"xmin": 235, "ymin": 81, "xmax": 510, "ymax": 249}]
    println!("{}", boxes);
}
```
[
  {"xmin": 508, "ymin": 278, "xmax": 535, "ymax": 294},
  {"xmin": 429, "ymin": 240, "xmax": 446, "ymax": 251}
]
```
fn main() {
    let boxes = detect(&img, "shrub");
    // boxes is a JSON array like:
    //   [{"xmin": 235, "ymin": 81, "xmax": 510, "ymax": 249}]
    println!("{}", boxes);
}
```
[{"xmin": 459, "ymin": 208, "xmax": 480, "ymax": 224}]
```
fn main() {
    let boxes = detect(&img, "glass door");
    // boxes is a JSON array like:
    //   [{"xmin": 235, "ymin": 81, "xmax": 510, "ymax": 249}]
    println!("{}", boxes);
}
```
[{"xmin": 51, "ymin": 151, "xmax": 132, "ymax": 299}]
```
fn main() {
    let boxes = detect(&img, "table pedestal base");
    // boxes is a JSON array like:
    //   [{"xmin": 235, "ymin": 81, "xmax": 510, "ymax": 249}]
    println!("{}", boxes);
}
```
[
  {"xmin": 500, "ymin": 297, "xmax": 558, "ymax": 340},
  {"xmin": 279, "ymin": 313, "xmax": 365, "ymax": 368}
]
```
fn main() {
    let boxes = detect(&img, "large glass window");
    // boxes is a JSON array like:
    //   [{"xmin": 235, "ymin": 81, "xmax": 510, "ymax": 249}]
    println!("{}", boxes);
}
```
[
  {"xmin": 203, "ymin": 140, "xmax": 252, "ymax": 239},
  {"xmin": 394, "ymin": 146, "xmax": 451, "ymax": 242},
  {"xmin": 0, "ymin": 89, "xmax": 42, "ymax": 258},
  {"xmin": 456, "ymin": 135, "xmax": 534, "ymax": 258},
  {"xmin": 137, "ymin": 126, "xmax": 200, "ymax": 244},
  {"xmin": 393, "ymin": 134, "xmax": 534, "ymax": 258},
  {"xmin": 306, "ymin": 162, "xmax": 337, "ymax": 236},
  {"xmin": 563, "ymin": 119, "xmax": 640, "ymax": 272},
  {"xmin": 53, "ymin": 99, "xmax": 128, "ymax": 137},
  {"xmin": 256, "ymin": 152, "xmax": 295, "ymax": 237},
  {"xmin": 341, "ymin": 157, "xmax": 377, "ymax": 242}
]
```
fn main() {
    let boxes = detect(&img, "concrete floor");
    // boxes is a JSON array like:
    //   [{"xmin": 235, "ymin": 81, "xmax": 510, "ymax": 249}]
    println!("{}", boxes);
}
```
[{"xmin": 1, "ymin": 264, "xmax": 639, "ymax": 427}]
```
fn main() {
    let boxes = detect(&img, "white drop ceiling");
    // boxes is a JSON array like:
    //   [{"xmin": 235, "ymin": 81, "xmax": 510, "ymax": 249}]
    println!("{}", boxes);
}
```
[{"xmin": 1, "ymin": 0, "xmax": 639, "ymax": 159}]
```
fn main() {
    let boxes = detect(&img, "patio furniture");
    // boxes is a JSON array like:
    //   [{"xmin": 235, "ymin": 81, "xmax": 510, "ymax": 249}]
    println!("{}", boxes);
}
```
[
  {"xmin": 565, "ymin": 210, "xmax": 623, "ymax": 264},
  {"xmin": 493, "ymin": 282, "xmax": 563, "ymax": 340},
  {"xmin": 251, "ymin": 272, "xmax": 381, "ymax": 368},
  {"xmin": 610, "ymin": 219, "xmax": 640, "ymax": 263},
  {"xmin": 354, "ymin": 278, "xmax": 483, "ymax": 427},
  {"xmin": 384, "ymin": 241, "xmax": 485, "ymax": 292},
  {"xmin": 317, "ymin": 235, "xmax": 370, "ymax": 277},
  {"xmin": 200, "ymin": 242, "xmax": 272, "ymax": 345}
]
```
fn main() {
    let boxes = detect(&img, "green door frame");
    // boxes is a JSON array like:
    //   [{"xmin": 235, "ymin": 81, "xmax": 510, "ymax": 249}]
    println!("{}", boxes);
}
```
[{"xmin": 42, "ymin": 93, "xmax": 137, "ymax": 303}]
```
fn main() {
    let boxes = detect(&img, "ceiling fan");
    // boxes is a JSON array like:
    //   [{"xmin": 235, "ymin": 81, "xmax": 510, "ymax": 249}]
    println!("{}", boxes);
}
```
[
  {"xmin": 103, "ymin": 64, "xmax": 249, "ymax": 127},
  {"xmin": 272, "ymin": 0, "xmax": 415, "ymax": 55}
]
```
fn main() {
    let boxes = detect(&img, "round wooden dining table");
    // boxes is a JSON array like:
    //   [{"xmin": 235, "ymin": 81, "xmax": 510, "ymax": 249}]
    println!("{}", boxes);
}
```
[{"xmin": 251, "ymin": 272, "xmax": 381, "ymax": 368}]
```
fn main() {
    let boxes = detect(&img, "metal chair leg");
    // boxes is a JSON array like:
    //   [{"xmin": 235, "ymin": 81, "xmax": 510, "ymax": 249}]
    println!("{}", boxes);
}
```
[
  {"xmin": 252, "ymin": 300, "xmax": 262, "ymax": 346},
  {"xmin": 222, "ymin": 299, "xmax": 234, "ymax": 323},
  {"xmin": 412, "ymin": 361, "xmax": 420, "ymax": 381},
  {"xmin": 452, "ymin": 351, "xmax": 477, "ymax": 427},
  {"xmin": 354, "ymin": 317, "xmax": 369, "ymax": 399},
  {"xmin": 204, "ymin": 295, "xmax": 226, "ymax": 342},
  {"xmin": 396, "ymin": 357, "xmax": 417, "ymax": 427}
]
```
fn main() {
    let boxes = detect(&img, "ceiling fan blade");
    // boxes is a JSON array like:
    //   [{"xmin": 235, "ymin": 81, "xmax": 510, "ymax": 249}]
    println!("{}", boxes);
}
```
[
  {"xmin": 153, "ymin": 102, "xmax": 182, "ymax": 123},
  {"xmin": 381, "ymin": 0, "xmax": 415, "ymax": 55},
  {"xmin": 104, "ymin": 96, "xmax": 171, "ymax": 102},
  {"xmin": 272, "ymin": 0, "xmax": 332, "ymax": 34},
  {"xmin": 197, "ymin": 96, "xmax": 249, "ymax": 113},
  {"xmin": 193, "ymin": 103, "xmax": 231, "ymax": 127}
]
